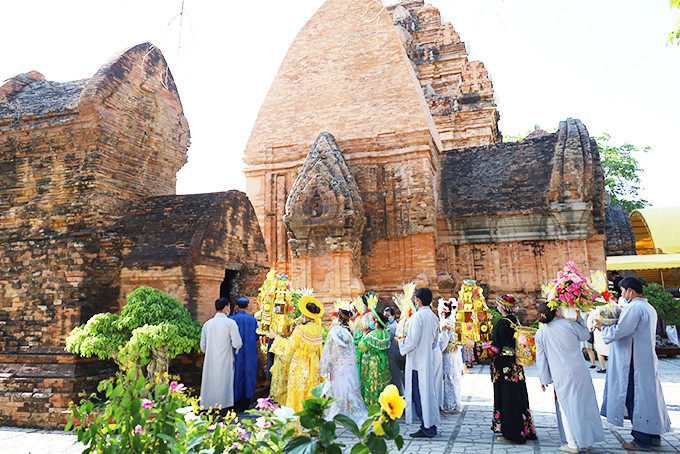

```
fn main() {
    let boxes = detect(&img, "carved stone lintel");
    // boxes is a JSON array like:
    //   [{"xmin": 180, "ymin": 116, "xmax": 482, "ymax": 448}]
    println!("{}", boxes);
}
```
[{"xmin": 284, "ymin": 132, "xmax": 366, "ymax": 275}]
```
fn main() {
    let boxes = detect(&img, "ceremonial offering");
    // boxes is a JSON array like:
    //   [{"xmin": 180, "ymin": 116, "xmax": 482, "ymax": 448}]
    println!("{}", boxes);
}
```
[
  {"xmin": 598, "ymin": 302, "xmax": 622, "ymax": 326},
  {"xmin": 454, "ymin": 280, "xmax": 492, "ymax": 344},
  {"xmin": 542, "ymin": 260, "xmax": 599, "ymax": 318},
  {"xmin": 255, "ymin": 269, "xmax": 297, "ymax": 336},
  {"xmin": 393, "ymin": 282, "xmax": 416, "ymax": 339},
  {"xmin": 514, "ymin": 326, "xmax": 537, "ymax": 367}
]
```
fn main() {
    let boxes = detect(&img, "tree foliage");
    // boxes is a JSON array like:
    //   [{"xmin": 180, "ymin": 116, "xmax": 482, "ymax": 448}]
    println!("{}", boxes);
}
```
[
  {"xmin": 670, "ymin": 0, "xmax": 680, "ymax": 45},
  {"xmin": 65, "ymin": 286, "xmax": 202, "ymax": 377},
  {"xmin": 597, "ymin": 133, "xmax": 650, "ymax": 213},
  {"xmin": 504, "ymin": 130, "xmax": 650, "ymax": 213},
  {"xmin": 644, "ymin": 283, "xmax": 680, "ymax": 326}
]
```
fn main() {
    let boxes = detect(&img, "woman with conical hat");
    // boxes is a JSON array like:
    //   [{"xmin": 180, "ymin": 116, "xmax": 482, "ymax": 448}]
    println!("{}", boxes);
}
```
[
  {"xmin": 465, "ymin": 293, "xmax": 537, "ymax": 444},
  {"xmin": 285, "ymin": 295, "xmax": 325, "ymax": 412}
]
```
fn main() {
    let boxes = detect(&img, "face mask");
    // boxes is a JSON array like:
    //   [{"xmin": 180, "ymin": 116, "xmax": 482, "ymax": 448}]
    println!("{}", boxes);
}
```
[
  {"xmin": 368, "ymin": 321, "xmax": 375, "ymax": 330},
  {"xmin": 387, "ymin": 316, "xmax": 393, "ymax": 323},
  {"xmin": 622, "ymin": 289, "xmax": 632, "ymax": 304}
]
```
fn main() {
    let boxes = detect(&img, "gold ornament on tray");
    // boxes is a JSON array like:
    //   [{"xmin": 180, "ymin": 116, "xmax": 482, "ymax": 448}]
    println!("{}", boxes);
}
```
[
  {"xmin": 454, "ymin": 280, "xmax": 492, "ymax": 344},
  {"xmin": 255, "ymin": 269, "xmax": 296, "ymax": 336}
]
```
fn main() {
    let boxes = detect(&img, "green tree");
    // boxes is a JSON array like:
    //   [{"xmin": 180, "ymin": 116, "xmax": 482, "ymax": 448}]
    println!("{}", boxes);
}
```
[
  {"xmin": 670, "ymin": 0, "xmax": 680, "ymax": 45},
  {"xmin": 644, "ymin": 283, "xmax": 680, "ymax": 326},
  {"xmin": 597, "ymin": 134, "xmax": 650, "ymax": 213},
  {"xmin": 504, "ymin": 130, "xmax": 649, "ymax": 213},
  {"xmin": 66, "ymin": 286, "xmax": 202, "ymax": 379}
]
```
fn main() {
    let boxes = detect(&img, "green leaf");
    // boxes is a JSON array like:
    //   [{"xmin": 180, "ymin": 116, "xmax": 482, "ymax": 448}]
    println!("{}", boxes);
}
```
[
  {"xmin": 394, "ymin": 434, "xmax": 404, "ymax": 450},
  {"xmin": 129, "ymin": 398, "xmax": 141, "ymax": 416},
  {"xmin": 311, "ymin": 381, "xmax": 331, "ymax": 398},
  {"xmin": 360, "ymin": 418, "xmax": 373, "ymax": 435},
  {"xmin": 327, "ymin": 444, "xmax": 343, "ymax": 454},
  {"xmin": 282, "ymin": 436, "xmax": 318, "ymax": 454},
  {"xmin": 319, "ymin": 421, "xmax": 336, "ymax": 447},
  {"xmin": 365, "ymin": 433, "xmax": 388, "ymax": 454},
  {"xmin": 334, "ymin": 414, "xmax": 362, "ymax": 438},
  {"xmin": 299, "ymin": 414, "xmax": 317, "ymax": 429},
  {"xmin": 366, "ymin": 404, "xmax": 380, "ymax": 416},
  {"xmin": 350, "ymin": 443, "xmax": 370, "ymax": 454},
  {"xmin": 383, "ymin": 419, "xmax": 399, "ymax": 439}
]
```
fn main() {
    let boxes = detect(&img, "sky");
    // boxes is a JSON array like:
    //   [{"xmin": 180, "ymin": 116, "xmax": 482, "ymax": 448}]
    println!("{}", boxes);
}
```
[{"xmin": 2, "ymin": 0, "xmax": 679, "ymax": 208}]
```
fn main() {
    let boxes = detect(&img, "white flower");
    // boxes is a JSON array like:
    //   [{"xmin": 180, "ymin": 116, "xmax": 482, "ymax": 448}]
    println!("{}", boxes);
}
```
[
  {"xmin": 184, "ymin": 411, "xmax": 199, "ymax": 422},
  {"xmin": 176, "ymin": 406, "xmax": 194, "ymax": 415},
  {"xmin": 272, "ymin": 406, "xmax": 296, "ymax": 423}
]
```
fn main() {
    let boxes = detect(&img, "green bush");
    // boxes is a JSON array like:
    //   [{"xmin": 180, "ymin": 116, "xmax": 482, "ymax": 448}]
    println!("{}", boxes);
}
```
[
  {"xmin": 644, "ymin": 283, "xmax": 680, "ymax": 326},
  {"xmin": 66, "ymin": 286, "xmax": 201, "ymax": 378},
  {"xmin": 67, "ymin": 374, "xmax": 403, "ymax": 453}
]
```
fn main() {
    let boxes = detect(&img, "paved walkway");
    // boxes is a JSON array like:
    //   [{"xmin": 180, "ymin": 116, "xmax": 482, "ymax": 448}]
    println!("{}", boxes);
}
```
[{"xmin": 3, "ymin": 357, "xmax": 679, "ymax": 454}]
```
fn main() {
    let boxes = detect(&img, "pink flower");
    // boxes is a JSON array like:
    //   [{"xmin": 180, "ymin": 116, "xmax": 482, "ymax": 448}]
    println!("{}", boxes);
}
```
[
  {"xmin": 573, "ymin": 290, "xmax": 581, "ymax": 297},
  {"xmin": 169, "ymin": 381, "xmax": 187, "ymax": 394},
  {"xmin": 256, "ymin": 397, "xmax": 279, "ymax": 411},
  {"xmin": 141, "ymin": 398, "xmax": 155, "ymax": 409},
  {"xmin": 234, "ymin": 427, "xmax": 247, "ymax": 440},
  {"xmin": 133, "ymin": 424, "xmax": 146, "ymax": 435},
  {"xmin": 569, "ymin": 300, "xmax": 575, "ymax": 307}
]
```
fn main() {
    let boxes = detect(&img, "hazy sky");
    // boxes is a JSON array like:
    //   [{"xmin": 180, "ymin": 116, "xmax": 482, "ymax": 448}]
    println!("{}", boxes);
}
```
[{"xmin": 2, "ymin": 0, "xmax": 678, "ymax": 207}]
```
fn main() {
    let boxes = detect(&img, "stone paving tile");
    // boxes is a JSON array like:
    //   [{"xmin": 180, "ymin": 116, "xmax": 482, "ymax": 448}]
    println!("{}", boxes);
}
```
[{"xmin": 4, "ymin": 357, "xmax": 680, "ymax": 453}]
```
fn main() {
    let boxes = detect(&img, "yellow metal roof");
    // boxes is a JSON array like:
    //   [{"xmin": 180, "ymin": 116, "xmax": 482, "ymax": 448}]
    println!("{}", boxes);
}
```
[
  {"xmin": 630, "ymin": 207, "xmax": 680, "ymax": 254},
  {"xmin": 606, "ymin": 253, "xmax": 680, "ymax": 270}
]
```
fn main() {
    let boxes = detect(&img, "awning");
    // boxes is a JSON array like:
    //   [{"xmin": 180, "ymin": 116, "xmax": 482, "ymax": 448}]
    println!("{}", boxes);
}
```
[
  {"xmin": 630, "ymin": 207, "xmax": 680, "ymax": 254},
  {"xmin": 606, "ymin": 253, "xmax": 680, "ymax": 271}
]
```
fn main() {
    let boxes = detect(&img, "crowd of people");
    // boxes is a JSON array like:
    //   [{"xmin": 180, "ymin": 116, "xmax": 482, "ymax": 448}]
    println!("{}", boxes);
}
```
[{"xmin": 197, "ymin": 277, "xmax": 671, "ymax": 451}]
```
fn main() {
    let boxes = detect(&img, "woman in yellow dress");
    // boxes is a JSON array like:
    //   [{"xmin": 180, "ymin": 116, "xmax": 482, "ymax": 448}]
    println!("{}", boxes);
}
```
[{"xmin": 285, "ymin": 296, "xmax": 325, "ymax": 412}]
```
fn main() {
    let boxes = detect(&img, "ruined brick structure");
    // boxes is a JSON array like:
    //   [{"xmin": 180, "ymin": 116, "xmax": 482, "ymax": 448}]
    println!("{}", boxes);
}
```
[
  {"xmin": 604, "ymin": 198, "xmax": 636, "ymax": 257},
  {"xmin": 244, "ymin": 0, "xmax": 606, "ymax": 314},
  {"xmin": 0, "ymin": 44, "xmax": 267, "ymax": 427}
]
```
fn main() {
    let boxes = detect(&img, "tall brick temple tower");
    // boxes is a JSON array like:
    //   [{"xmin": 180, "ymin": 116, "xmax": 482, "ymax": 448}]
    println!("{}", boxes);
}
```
[{"xmin": 244, "ymin": 0, "xmax": 606, "ymax": 309}]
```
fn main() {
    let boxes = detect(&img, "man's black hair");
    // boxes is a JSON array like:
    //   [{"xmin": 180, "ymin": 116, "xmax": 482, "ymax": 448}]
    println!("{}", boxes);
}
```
[
  {"xmin": 619, "ymin": 277, "xmax": 643, "ymax": 295},
  {"xmin": 415, "ymin": 287, "xmax": 433, "ymax": 306},
  {"xmin": 215, "ymin": 297, "xmax": 230, "ymax": 312},
  {"xmin": 383, "ymin": 307, "xmax": 395, "ymax": 316}
]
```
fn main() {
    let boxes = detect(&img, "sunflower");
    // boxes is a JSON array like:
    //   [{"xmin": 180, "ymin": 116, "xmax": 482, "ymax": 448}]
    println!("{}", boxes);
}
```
[{"xmin": 378, "ymin": 384, "xmax": 406, "ymax": 420}]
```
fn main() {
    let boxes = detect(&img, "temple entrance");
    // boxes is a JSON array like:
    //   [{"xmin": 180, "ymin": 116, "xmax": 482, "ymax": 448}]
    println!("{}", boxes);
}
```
[{"xmin": 220, "ymin": 269, "xmax": 241, "ymax": 313}]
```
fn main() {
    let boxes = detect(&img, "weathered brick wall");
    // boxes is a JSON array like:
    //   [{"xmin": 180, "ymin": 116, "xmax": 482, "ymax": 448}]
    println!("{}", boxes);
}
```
[
  {"xmin": 0, "ymin": 43, "xmax": 189, "ymax": 428},
  {"xmin": 437, "ymin": 119, "xmax": 607, "ymax": 320},
  {"xmin": 119, "ymin": 191, "xmax": 269, "ymax": 321},
  {"xmin": 389, "ymin": 1, "xmax": 501, "ymax": 149},
  {"xmin": 605, "ymin": 203, "xmax": 636, "ymax": 256},
  {"xmin": 244, "ymin": 0, "xmax": 442, "ymax": 295},
  {"xmin": 437, "ymin": 236, "xmax": 606, "ymax": 321}
]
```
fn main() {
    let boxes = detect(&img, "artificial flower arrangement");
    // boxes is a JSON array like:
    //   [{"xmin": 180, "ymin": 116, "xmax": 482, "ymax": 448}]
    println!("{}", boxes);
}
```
[
  {"xmin": 393, "ymin": 282, "xmax": 416, "ymax": 339},
  {"xmin": 588, "ymin": 270, "xmax": 622, "ymax": 326},
  {"xmin": 542, "ymin": 260, "xmax": 600, "ymax": 315}
]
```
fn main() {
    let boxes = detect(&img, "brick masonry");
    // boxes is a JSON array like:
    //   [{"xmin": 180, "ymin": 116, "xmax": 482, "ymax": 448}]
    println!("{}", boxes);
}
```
[
  {"xmin": 0, "ymin": 44, "xmax": 268, "ymax": 427},
  {"xmin": 243, "ymin": 0, "xmax": 607, "ymax": 319}
]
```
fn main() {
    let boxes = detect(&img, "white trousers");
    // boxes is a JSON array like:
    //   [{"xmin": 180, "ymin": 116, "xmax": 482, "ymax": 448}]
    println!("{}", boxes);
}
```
[{"xmin": 560, "ymin": 404, "xmax": 578, "ymax": 449}]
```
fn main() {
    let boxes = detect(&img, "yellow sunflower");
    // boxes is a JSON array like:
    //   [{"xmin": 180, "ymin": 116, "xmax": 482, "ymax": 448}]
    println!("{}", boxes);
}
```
[{"xmin": 378, "ymin": 384, "xmax": 406, "ymax": 420}]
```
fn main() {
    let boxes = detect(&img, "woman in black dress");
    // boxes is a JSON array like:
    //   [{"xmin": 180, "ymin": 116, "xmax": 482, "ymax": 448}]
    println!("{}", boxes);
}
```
[{"xmin": 466, "ymin": 293, "xmax": 537, "ymax": 444}]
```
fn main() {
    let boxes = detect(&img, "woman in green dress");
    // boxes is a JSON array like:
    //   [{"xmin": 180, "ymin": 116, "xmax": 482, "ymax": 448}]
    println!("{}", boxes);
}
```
[{"xmin": 358, "ymin": 310, "xmax": 392, "ymax": 407}]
